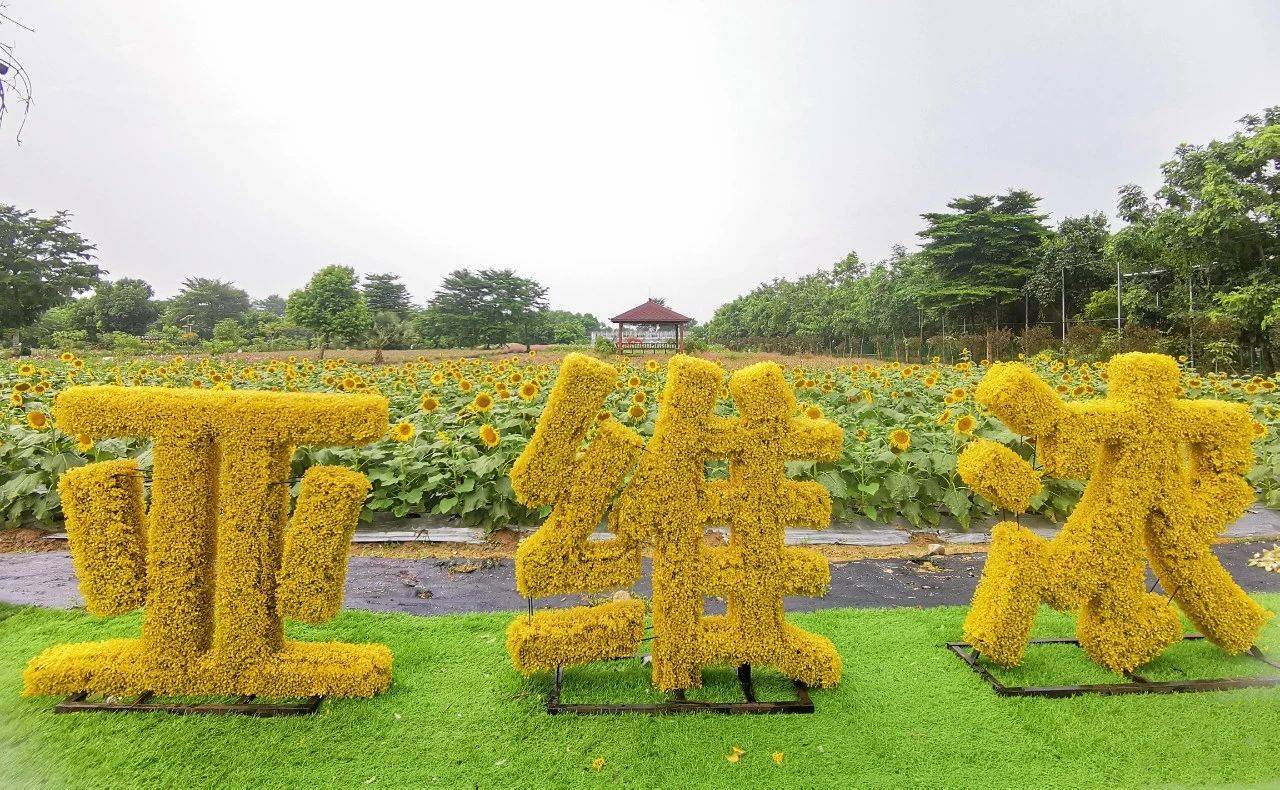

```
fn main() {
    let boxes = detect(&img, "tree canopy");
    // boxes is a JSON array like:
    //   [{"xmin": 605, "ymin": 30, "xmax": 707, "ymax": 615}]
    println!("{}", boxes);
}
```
[{"xmin": 0, "ymin": 205, "xmax": 100, "ymax": 353}]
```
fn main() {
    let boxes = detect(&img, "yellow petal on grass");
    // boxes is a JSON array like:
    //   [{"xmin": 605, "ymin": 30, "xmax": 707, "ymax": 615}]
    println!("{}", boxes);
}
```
[
  {"xmin": 772, "ymin": 752, "xmax": 784, "ymax": 765},
  {"xmin": 591, "ymin": 757, "xmax": 605, "ymax": 772}
]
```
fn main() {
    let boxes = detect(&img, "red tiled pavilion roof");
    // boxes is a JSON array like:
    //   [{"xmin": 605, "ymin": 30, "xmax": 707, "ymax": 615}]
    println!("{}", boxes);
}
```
[{"xmin": 610, "ymin": 299, "xmax": 693, "ymax": 324}]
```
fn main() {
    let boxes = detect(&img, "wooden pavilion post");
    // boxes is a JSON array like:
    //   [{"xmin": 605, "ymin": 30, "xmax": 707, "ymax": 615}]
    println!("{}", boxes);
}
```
[
  {"xmin": 616, "ymin": 322, "xmax": 623, "ymax": 354},
  {"xmin": 677, "ymin": 322, "xmax": 684, "ymax": 353}
]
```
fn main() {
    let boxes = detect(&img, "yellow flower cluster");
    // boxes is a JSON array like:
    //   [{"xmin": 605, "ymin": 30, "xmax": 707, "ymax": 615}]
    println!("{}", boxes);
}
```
[
  {"xmin": 508, "ymin": 353, "xmax": 845, "ymax": 692},
  {"xmin": 506, "ymin": 354, "xmax": 647, "ymax": 673},
  {"xmin": 23, "ymin": 386, "xmax": 394, "ymax": 700},
  {"xmin": 57, "ymin": 460, "xmax": 149, "ymax": 616},
  {"xmin": 506, "ymin": 600, "xmax": 646, "ymax": 674},
  {"xmin": 964, "ymin": 353, "xmax": 1273, "ymax": 673},
  {"xmin": 276, "ymin": 466, "xmax": 372, "ymax": 624},
  {"xmin": 956, "ymin": 438, "xmax": 1042, "ymax": 513}
]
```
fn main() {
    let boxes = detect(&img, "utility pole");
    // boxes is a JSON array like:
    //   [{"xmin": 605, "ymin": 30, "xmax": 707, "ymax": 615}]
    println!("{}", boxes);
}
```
[
  {"xmin": 1060, "ymin": 264, "xmax": 1067, "ymax": 347},
  {"xmin": 1116, "ymin": 258, "xmax": 1122, "ymax": 333}
]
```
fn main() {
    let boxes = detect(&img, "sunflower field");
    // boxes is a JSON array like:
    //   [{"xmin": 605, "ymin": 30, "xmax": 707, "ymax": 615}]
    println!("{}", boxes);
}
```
[{"xmin": 1, "ymin": 351, "xmax": 1278, "ymax": 532}]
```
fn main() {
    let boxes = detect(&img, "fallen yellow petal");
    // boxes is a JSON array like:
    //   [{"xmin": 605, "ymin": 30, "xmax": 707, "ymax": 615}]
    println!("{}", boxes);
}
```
[
  {"xmin": 772, "ymin": 752, "xmax": 784, "ymax": 765},
  {"xmin": 591, "ymin": 757, "xmax": 605, "ymax": 772}
]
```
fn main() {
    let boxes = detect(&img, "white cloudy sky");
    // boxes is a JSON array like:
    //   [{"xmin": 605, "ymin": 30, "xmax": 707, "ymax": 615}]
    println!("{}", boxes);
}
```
[{"xmin": 3, "ymin": 1, "xmax": 1278, "ymax": 322}]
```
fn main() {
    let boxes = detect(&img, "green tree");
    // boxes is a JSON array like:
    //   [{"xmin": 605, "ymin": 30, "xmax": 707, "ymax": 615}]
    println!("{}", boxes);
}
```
[
  {"xmin": 1028, "ymin": 213, "xmax": 1112, "ymax": 332},
  {"xmin": 917, "ymin": 190, "xmax": 1051, "ymax": 329},
  {"xmin": 162, "ymin": 277, "xmax": 251, "ymax": 339},
  {"xmin": 0, "ymin": 205, "xmax": 100, "ymax": 354},
  {"xmin": 424, "ymin": 268, "xmax": 549, "ymax": 349},
  {"xmin": 362, "ymin": 273, "xmax": 414, "ymax": 316},
  {"xmin": 90, "ymin": 277, "xmax": 158, "ymax": 336},
  {"xmin": 286, "ymin": 265, "xmax": 372, "ymax": 354},
  {"xmin": 254, "ymin": 294, "xmax": 287, "ymax": 316},
  {"xmin": 365, "ymin": 310, "xmax": 415, "ymax": 363}
]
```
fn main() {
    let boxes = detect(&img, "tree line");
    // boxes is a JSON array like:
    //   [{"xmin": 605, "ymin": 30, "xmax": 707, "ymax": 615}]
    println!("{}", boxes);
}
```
[
  {"xmin": 0, "ymin": 222, "xmax": 605, "ymax": 356},
  {"xmin": 708, "ymin": 107, "xmax": 1280, "ymax": 371}
]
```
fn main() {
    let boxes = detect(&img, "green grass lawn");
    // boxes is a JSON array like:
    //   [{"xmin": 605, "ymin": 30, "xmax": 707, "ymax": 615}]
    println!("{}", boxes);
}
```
[{"xmin": 2, "ymin": 599, "xmax": 1280, "ymax": 789}]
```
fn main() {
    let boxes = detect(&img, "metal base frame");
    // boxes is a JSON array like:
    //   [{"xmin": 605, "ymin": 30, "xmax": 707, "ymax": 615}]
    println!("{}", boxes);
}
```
[
  {"xmin": 948, "ymin": 634, "xmax": 1280, "ymax": 698},
  {"xmin": 547, "ymin": 661, "xmax": 814, "ymax": 715},
  {"xmin": 53, "ymin": 691, "xmax": 324, "ymax": 717}
]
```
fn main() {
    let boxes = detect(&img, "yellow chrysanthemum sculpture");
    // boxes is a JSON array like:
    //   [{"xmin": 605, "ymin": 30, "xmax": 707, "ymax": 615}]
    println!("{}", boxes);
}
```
[
  {"xmin": 508, "ymin": 353, "xmax": 844, "ymax": 692},
  {"xmin": 23, "ymin": 386, "xmax": 393, "ymax": 700},
  {"xmin": 960, "ymin": 352, "xmax": 1272, "ymax": 673}
]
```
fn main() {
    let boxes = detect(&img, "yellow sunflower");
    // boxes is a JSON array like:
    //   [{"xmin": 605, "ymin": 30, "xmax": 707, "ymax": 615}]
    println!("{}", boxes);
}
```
[
  {"xmin": 1253, "ymin": 421, "xmax": 1269, "ymax": 440},
  {"xmin": 936, "ymin": 409, "xmax": 952, "ymax": 426},
  {"xmin": 519, "ymin": 382, "xmax": 538, "ymax": 401},
  {"xmin": 471, "ymin": 392, "xmax": 494, "ymax": 413},
  {"xmin": 632, "ymin": 390, "xmax": 647, "ymax": 404},
  {"xmin": 75, "ymin": 433, "xmax": 94, "ymax": 452},
  {"xmin": 58, "ymin": 352, "xmax": 74, "ymax": 363},
  {"xmin": 17, "ymin": 363, "xmax": 35, "ymax": 376},
  {"xmin": 26, "ymin": 411, "xmax": 50, "ymax": 430},
  {"xmin": 391, "ymin": 421, "xmax": 416, "ymax": 442},
  {"xmin": 9, "ymin": 392, "xmax": 22, "ymax": 406},
  {"xmin": 888, "ymin": 428, "xmax": 911, "ymax": 453},
  {"xmin": 479, "ymin": 423, "xmax": 500, "ymax": 448},
  {"xmin": 802, "ymin": 404, "xmax": 823, "ymax": 420},
  {"xmin": 596, "ymin": 409, "xmax": 611, "ymax": 422},
  {"xmin": 856, "ymin": 428, "xmax": 869, "ymax": 442},
  {"xmin": 420, "ymin": 394, "xmax": 440, "ymax": 413},
  {"xmin": 628, "ymin": 403, "xmax": 646, "ymax": 420},
  {"xmin": 458, "ymin": 379, "xmax": 473, "ymax": 393},
  {"xmin": 954, "ymin": 414, "xmax": 977, "ymax": 436},
  {"xmin": 645, "ymin": 360, "xmax": 660, "ymax": 373}
]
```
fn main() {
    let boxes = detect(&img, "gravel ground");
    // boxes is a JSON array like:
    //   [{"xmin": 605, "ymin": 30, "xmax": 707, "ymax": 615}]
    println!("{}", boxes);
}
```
[{"xmin": 2, "ymin": 542, "xmax": 1278, "ymax": 614}]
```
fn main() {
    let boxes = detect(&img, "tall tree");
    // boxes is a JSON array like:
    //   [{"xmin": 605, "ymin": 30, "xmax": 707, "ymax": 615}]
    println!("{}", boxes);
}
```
[
  {"xmin": 162, "ymin": 277, "xmax": 250, "ymax": 339},
  {"xmin": 254, "ymin": 294, "xmax": 287, "ymax": 316},
  {"xmin": 286, "ymin": 265, "xmax": 371, "ymax": 353},
  {"xmin": 362, "ymin": 273, "xmax": 414, "ymax": 316},
  {"xmin": 424, "ymin": 269, "xmax": 548, "ymax": 349},
  {"xmin": 90, "ymin": 277, "xmax": 158, "ymax": 336},
  {"xmin": 1027, "ymin": 213, "xmax": 1112, "ymax": 331},
  {"xmin": 917, "ymin": 190, "xmax": 1051, "ymax": 329},
  {"xmin": 0, "ymin": 206, "xmax": 100, "ymax": 353}
]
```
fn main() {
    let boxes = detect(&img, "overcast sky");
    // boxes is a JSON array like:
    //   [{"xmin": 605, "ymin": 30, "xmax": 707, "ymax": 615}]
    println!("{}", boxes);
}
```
[{"xmin": 3, "ymin": 2, "xmax": 1278, "ymax": 322}]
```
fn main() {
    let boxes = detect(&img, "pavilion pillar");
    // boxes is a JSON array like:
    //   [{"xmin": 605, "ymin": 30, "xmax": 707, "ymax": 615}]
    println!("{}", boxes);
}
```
[
  {"xmin": 616, "ymin": 323, "xmax": 623, "ymax": 354},
  {"xmin": 677, "ymin": 323, "xmax": 684, "ymax": 353}
]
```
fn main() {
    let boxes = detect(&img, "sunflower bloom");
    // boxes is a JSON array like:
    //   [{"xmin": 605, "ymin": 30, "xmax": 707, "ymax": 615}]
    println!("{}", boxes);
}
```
[
  {"xmin": 479, "ymin": 423, "xmax": 500, "ymax": 448},
  {"xmin": 889, "ymin": 428, "xmax": 911, "ymax": 453},
  {"xmin": 803, "ymin": 404, "xmax": 823, "ymax": 419},
  {"xmin": 627, "ymin": 403, "xmax": 646, "ymax": 420},
  {"xmin": 519, "ymin": 382, "xmax": 538, "ymax": 401},
  {"xmin": 420, "ymin": 394, "xmax": 439, "ymax": 412},
  {"xmin": 471, "ymin": 392, "xmax": 494, "ymax": 413},
  {"xmin": 26, "ymin": 411, "xmax": 50, "ymax": 430},
  {"xmin": 954, "ymin": 414, "xmax": 977, "ymax": 436},
  {"xmin": 75, "ymin": 433, "xmax": 94, "ymax": 452},
  {"xmin": 391, "ymin": 422, "xmax": 415, "ymax": 442}
]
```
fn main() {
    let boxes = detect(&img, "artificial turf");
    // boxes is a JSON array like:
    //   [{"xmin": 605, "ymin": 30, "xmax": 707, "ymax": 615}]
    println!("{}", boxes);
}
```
[{"xmin": 2, "ymin": 599, "xmax": 1279, "ymax": 789}]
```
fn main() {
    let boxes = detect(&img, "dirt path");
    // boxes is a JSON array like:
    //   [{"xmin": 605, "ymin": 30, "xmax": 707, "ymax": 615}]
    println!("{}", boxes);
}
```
[{"xmin": 3, "ymin": 542, "xmax": 1278, "ymax": 615}]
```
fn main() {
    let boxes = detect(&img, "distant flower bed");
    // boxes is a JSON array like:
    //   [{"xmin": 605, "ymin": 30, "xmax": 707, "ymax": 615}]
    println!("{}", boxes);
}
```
[{"xmin": 1, "ymin": 350, "xmax": 1277, "ymax": 531}]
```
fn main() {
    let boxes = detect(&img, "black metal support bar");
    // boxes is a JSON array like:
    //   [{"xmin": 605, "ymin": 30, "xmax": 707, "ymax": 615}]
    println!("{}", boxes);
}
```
[
  {"xmin": 947, "ymin": 634, "xmax": 1280, "ymax": 698},
  {"xmin": 546, "ymin": 660, "xmax": 815, "ymax": 715},
  {"xmin": 54, "ymin": 692, "xmax": 323, "ymax": 717}
]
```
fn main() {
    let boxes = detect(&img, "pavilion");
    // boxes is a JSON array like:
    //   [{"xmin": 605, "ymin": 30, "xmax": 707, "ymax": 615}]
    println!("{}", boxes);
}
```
[{"xmin": 609, "ymin": 299, "xmax": 693, "ymax": 354}]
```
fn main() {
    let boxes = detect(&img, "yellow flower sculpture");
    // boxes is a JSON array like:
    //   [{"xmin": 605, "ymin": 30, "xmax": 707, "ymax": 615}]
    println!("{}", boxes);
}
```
[
  {"xmin": 23, "ymin": 386, "xmax": 393, "ymax": 700},
  {"xmin": 956, "ymin": 438, "xmax": 1041, "ymax": 513},
  {"xmin": 963, "ymin": 353, "xmax": 1273, "ymax": 672},
  {"xmin": 508, "ymin": 353, "xmax": 844, "ymax": 692}
]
